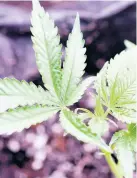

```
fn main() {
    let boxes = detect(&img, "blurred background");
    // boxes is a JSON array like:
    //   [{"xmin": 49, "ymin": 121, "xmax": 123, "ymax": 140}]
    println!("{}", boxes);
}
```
[{"xmin": 0, "ymin": 1, "xmax": 136, "ymax": 178}]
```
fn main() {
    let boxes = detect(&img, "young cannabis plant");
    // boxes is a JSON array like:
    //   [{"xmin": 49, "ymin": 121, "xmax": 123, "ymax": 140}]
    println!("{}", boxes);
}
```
[{"xmin": 0, "ymin": 0, "xmax": 136, "ymax": 177}]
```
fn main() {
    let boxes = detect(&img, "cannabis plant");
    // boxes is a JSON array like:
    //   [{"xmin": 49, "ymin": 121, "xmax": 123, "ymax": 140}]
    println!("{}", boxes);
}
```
[{"xmin": 0, "ymin": 0, "xmax": 136, "ymax": 178}]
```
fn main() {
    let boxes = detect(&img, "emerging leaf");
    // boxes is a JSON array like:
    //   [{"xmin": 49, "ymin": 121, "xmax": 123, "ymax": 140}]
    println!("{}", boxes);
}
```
[
  {"xmin": 76, "ymin": 96, "xmax": 109, "ymax": 137},
  {"xmin": 61, "ymin": 13, "xmax": 87, "ymax": 105},
  {"xmin": 60, "ymin": 108, "xmax": 112, "ymax": 152},
  {"xmin": 88, "ymin": 118, "xmax": 108, "ymax": 137},
  {"xmin": 95, "ymin": 46, "xmax": 137, "ymax": 123},
  {"xmin": 0, "ymin": 105, "xmax": 59, "ymax": 134},
  {"xmin": 90, "ymin": 96, "xmax": 109, "ymax": 136},
  {"xmin": 0, "ymin": 78, "xmax": 58, "ymax": 113},
  {"xmin": 31, "ymin": 0, "xmax": 62, "ymax": 99}
]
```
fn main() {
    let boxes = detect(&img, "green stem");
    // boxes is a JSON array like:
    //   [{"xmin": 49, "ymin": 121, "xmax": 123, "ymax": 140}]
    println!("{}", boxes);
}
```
[
  {"xmin": 101, "ymin": 149, "xmax": 123, "ymax": 178},
  {"xmin": 101, "ymin": 108, "xmax": 123, "ymax": 178}
]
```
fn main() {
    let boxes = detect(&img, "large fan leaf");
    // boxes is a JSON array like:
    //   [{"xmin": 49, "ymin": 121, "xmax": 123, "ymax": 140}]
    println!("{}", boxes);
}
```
[
  {"xmin": 31, "ymin": 0, "xmax": 62, "ymax": 98},
  {"xmin": 95, "ymin": 46, "xmax": 137, "ymax": 123},
  {"xmin": 60, "ymin": 108, "xmax": 112, "ymax": 152},
  {"xmin": 0, "ymin": 78, "xmax": 58, "ymax": 113},
  {"xmin": 0, "ymin": 105, "xmax": 59, "ymax": 134},
  {"xmin": 61, "ymin": 14, "xmax": 87, "ymax": 105}
]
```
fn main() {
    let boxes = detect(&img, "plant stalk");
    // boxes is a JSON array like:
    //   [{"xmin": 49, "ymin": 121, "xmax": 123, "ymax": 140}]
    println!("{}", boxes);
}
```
[{"xmin": 101, "ymin": 149, "xmax": 123, "ymax": 178}]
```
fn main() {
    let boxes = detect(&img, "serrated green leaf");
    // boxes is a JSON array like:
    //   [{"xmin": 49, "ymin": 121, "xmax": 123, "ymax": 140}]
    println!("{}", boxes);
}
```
[
  {"xmin": 94, "ymin": 62, "xmax": 109, "ymax": 106},
  {"xmin": 0, "ymin": 78, "xmax": 59, "ymax": 113},
  {"xmin": 66, "ymin": 77, "xmax": 93, "ymax": 106},
  {"xmin": 95, "ymin": 46, "xmax": 137, "ymax": 123},
  {"xmin": 0, "ymin": 105, "xmax": 59, "ymax": 134},
  {"xmin": 31, "ymin": 0, "xmax": 62, "ymax": 99},
  {"xmin": 109, "ymin": 130, "xmax": 125, "ymax": 148},
  {"xmin": 60, "ymin": 108, "xmax": 112, "ymax": 152},
  {"xmin": 61, "ymin": 13, "xmax": 87, "ymax": 105},
  {"xmin": 110, "ymin": 124, "xmax": 136, "ymax": 151},
  {"xmin": 110, "ymin": 127, "xmax": 136, "ymax": 178}
]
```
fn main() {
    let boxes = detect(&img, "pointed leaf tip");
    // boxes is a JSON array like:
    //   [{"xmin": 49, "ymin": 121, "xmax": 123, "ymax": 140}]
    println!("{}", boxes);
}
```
[
  {"xmin": 32, "ymin": 0, "xmax": 41, "ymax": 10},
  {"xmin": 73, "ymin": 12, "xmax": 80, "ymax": 31},
  {"xmin": 124, "ymin": 40, "xmax": 136, "ymax": 49},
  {"xmin": 31, "ymin": 0, "xmax": 62, "ymax": 98},
  {"xmin": 76, "ymin": 12, "xmax": 79, "ymax": 19}
]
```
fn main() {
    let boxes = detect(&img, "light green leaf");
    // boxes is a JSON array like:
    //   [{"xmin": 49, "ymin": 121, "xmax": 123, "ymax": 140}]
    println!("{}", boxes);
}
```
[
  {"xmin": 94, "ymin": 95, "xmax": 105, "ymax": 117},
  {"xmin": 110, "ymin": 127, "xmax": 136, "ymax": 178},
  {"xmin": 94, "ymin": 62, "xmax": 109, "ymax": 106},
  {"xmin": 88, "ymin": 118, "xmax": 108, "ymax": 137},
  {"xmin": 31, "ymin": 0, "xmax": 62, "ymax": 98},
  {"xmin": 116, "ymin": 144, "xmax": 135, "ymax": 178},
  {"xmin": 124, "ymin": 40, "xmax": 136, "ymax": 49},
  {"xmin": 110, "ymin": 124, "xmax": 136, "ymax": 151},
  {"xmin": 60, "ymin": 108, "xmax": 112, "ymax": 153},
  {"xmin": 0, "ymin": 105, "xmax": 59, "ymax": 134},
  {"xmin": 95, "ymin": 46, "xmax": 137, "ymax": 123},
  {"xmin": 66, "ymin": 77, "xmax": 93, "ymax": 106},
  {"xmin": 75, "ymin": 96, "xmax": 109, "ymax": 137},
  {"xmin": 128, "ymin": 124, "xmax": 136, "ymax": 152},
  {"xmin": 61, "ymin": 13, "xmax": 87, "ymax": 105},
  {"xmin": 0, "ymin": 78, "xmax": 59, "ymax": 113},
  {"xmin": 89, "ymin": 96, "xmax": 109, "ymax": 136},
  {"xmin": 109, "ymin": 130, "xmax": 125, "ymax": 148}
]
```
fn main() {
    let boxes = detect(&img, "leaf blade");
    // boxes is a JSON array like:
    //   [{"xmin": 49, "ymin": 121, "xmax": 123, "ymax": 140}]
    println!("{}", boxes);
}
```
[
  {"xmin": 31, "ymin": 0, "xmax": 62, "ymax": 98},
  {"xmin": 110, "ymin": 128, "xmax": 136, "ymax": 178},
  {"xmin": 61, "ymin": 14, "xmax": 87, "ymax": 105},
  {"xmin": 60, "ymin": 108, "xmax": 112, "ymax": 152},
  {"xmin": 66, "ymin": 77, "xmax": 93, "ymax": 106},
  {"xmin": 0, "ymin": 78, "xmax": 58, "ymax": 113},
  {"xmin": 0, "ymin": 105, "xmax": 59, "ymax": 134},
  {"xmin": 95, "ymin": 46, "xmax": 137, "ymax": 123}
]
